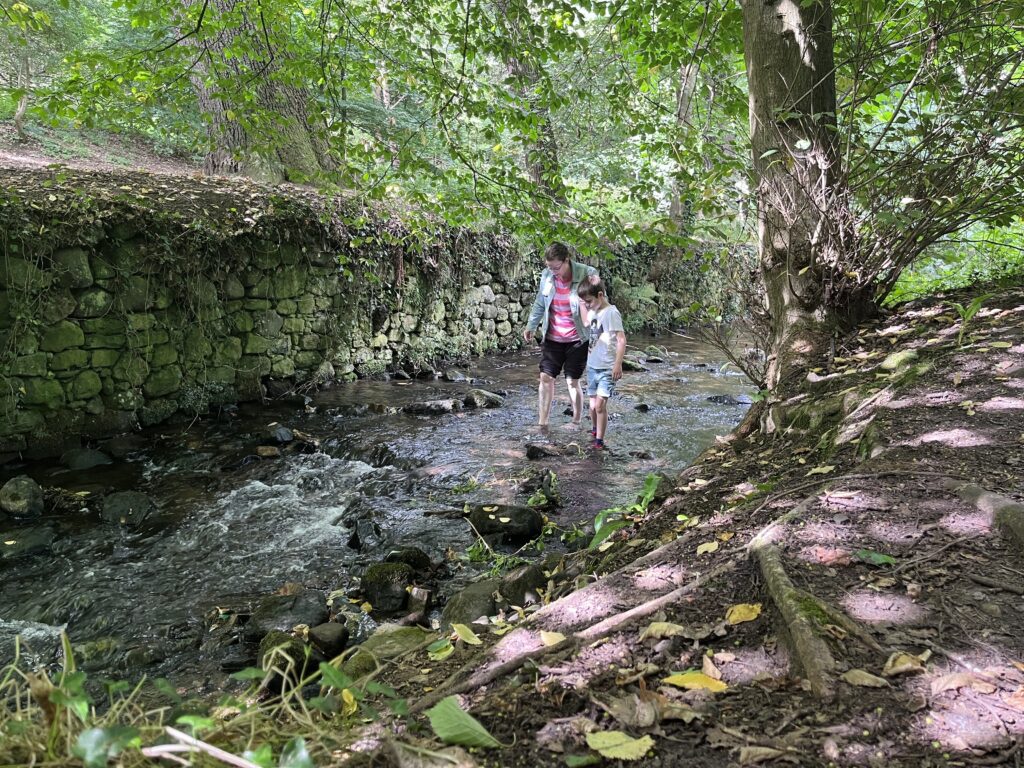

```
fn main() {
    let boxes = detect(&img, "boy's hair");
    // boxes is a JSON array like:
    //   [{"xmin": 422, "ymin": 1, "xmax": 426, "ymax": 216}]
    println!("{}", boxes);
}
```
[
  {"xmin": 577, "ymin": 275, "xmax": 605, "ymax": 299},
  {"xmin": 544, "ymin": 242, "xmax": 570, "ymax": 263}
]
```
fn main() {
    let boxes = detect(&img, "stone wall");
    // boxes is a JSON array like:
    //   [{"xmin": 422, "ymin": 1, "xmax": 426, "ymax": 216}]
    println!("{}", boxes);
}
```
[{"xmin": 0, "ymin": 167, "xmax": 726, "ymax": 459}]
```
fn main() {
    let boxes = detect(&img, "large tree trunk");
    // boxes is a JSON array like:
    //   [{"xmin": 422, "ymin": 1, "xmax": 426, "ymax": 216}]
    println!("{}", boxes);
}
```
[
  {"xmin": 742, "ymin": 0, "xmax": 872, "ymax": 397},
  {"xmin": 495, "ymin": 0, "xmax": 565, "ymax": 201},
  {"xmin": 668, "ymin": 62, "xmax": 697, "ymax": 229},
  {"xmin": 184, "ymin": 0, "xmax": 332, "ymax": 181}
]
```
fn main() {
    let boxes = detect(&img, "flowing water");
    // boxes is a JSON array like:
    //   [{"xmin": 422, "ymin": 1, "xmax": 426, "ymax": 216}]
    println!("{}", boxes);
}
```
[{"xmin": 0, "ymin": 332, "xmax": 751, "ymax": 685}]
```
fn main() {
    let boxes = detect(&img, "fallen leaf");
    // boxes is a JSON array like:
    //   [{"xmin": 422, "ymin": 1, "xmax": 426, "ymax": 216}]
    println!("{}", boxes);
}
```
[
  {"xmin": 841, "ymin": 669, "xmax": 890, "ymax": 688},
  {"xmin": 452, "ymin": 624, "xmax": 483, "ymax": 646},
  {"xmin": 702, "ymin": 655, "xmax": 722, "ymax": 680},
  {"xmin": 696, "ymin": 541, "xmax": 719, "ymax": 555},
  {"xmin": 341, "ymin": 688, "xmax": 358, "ymax": 716},
  {"xmin": 806, "ymin": 465, "xmax": 836, "ymax": 476},
  {"xmin": 1003, "ymin": 687, "xmax": 1024, "ymax": 711},
  {"xmin": 739, "ymin": 746, "xmax": 787, "ymax": 765},
  {"xmin": 854, "ymin": 549, "xmax": 896, "ymax": 566},
  {"xmin": 990, "ymin": 341, "xmax": 1012, "ymax": 348},
  {"xmin": 592, "ymin": 694, "xmax": 657, "ymax": 728},
  {"xmin": 662, "ymin": 671, "xmax": 728, "ymax": 692},
  {"xmin": 427, "ymin": 638, "xmax": 454, "ymax": 661},
  {"xmin": 726, "ymin": 603, "xmax": 762, "ymax": 625},
  {"xmin": 883, "ymin": 650, "xmax": 929, "ymax": 677},
  {"xmin": 638, "ymin": 622, "xmax": 687, "ymax": 641},
  {"xmin": 931, "ymin": 672, "xmax": 997, "ymax": 696},
  {"xmin": 541, "ymin": 631, "xmax": 566, "ymax": 646},
  {"xmin": 718, "ymin": 531, "xmax": 735, "ymax": 541},
  {"xmin": 585, "ymin": 731, "xmax": 654, "ymax": 761}
]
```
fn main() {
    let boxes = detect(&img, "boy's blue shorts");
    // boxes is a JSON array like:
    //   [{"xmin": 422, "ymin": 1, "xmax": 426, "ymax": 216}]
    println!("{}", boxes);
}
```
[{"xmin": 587, "ymin": 367, "xmax": 615, "ymax": 398}]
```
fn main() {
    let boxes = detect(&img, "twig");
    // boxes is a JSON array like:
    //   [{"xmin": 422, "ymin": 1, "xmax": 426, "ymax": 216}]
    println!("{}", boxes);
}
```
[
  {"xmin": 891, "ymin": 535, "xmax": 973, "ymax": 574},
  {"xmin": 142, "ymin": 727, "xmax": 261, "ymax": 768},
  {"xmin": 967, "ymin": 573, "xmax": 1024, "ymax": 595},
  {"xmin": 411, "ymin": 555, "xmax": 742, "ymax": 713}
]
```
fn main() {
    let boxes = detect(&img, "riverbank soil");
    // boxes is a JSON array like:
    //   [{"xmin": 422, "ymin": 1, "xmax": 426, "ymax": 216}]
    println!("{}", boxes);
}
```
[{"xmin": 361, "ymin": 284, "xmax": 1024, "ymax": 767}]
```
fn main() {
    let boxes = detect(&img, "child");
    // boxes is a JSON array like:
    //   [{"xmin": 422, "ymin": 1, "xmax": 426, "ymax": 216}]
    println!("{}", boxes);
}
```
[{"xmin": 577, "ymin": 277, "xmax": 626, "ymax": 450}]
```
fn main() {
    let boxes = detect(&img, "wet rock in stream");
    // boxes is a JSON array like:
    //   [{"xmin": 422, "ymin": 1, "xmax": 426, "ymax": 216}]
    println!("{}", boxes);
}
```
[
  {"xmin": 404, "ymin": 398, "xmax": 463, "ymax": 415},
  {"xmin": 60, "ymin": 448, "xmax": 113, "ymax": 470},
  {"xmin": 361, "ymin": 563, "xmax": 414, "ymax": 613},
  {"xmin": 463, "ymin": 388, "xmax": 504, "ymax": 409},
  {"xmin": 341, "ymin": 624, "xmax": 434, "ymax": 679},
  {"xmin": 1, "ymin": 525, "xmax": 57, "ymax": 559},
  {"xmin": 308, "ymin": 622, "xmax": 349, "ymax": 658},
  {"xmin": 0, "ymin": 475, "xmax": 44, "ymax": 518},
  {"xmin": 100, "ymin": 491, "xmax": 156, "ymax": 527},
  {"xmin": 467, "ymin": 504, "xmax": 544, "ymax": 543},
  {"xmin": 0, "ymin": 619, "xmax": 64, "ymax": 668},
  {"xmin": 246, "ymin": 589, "xmax": 329, "ymax": 640},
  {"xmin": 383, "ymin": 546, "xmax": 432, "ymax": 572},
  {"xmin": 440, "ymin": 579, "xmax": 499, "ymax": 629}
]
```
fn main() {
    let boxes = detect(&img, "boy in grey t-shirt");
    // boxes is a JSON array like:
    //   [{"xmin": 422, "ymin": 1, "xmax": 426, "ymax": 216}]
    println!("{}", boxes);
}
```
[{"xmin": 577, "ymin": 277, "xmax": 626, "ymax": 450}]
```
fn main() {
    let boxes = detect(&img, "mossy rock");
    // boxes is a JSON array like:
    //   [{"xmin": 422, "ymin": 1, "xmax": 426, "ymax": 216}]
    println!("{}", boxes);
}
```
[
  {"xmin": 340, "ymin": 624, "xmax": 434, "ymax": 679},
  {"xmin": 142, "ymin": 366, "xmax": 183, "ymax": 398},
  {"xmin": 70, "ymin": 370, "xmax": 102, "ymax": 401},
  {"xmin": 257, "ymin": 630, "xmax": 309, "ymax": 690},
  {"xmin": 53, "ymin": 248, "xmax": 94, "ymax": 289},
  {"xmin": 40, "ymin": 320, "xmax": 84, "ymax": 352},
  {"xmin": 9, "ymin": 353, "xmax": 47, "ymax": 377},
  {"xmin": 0, "ymin": 257, "xmax": 52, "ymax": 292},
  {"xmin": 74, "ymin": 287, "xmax": 114, "ymax": 319},
  {"xmin": 361, "ymin": 562, "xmax": 414, "ymax": 613},
  {"xmin": 21, "ymin": 378, "xmax": 65, "ymax": 409}
]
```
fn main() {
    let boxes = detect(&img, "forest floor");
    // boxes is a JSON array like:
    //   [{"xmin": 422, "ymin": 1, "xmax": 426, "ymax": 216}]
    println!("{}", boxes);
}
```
[
  {"xmin": 0, "ymin": 121, "xmax": 199, "ymax": 175},
  {"xmin": 352, "ymin": 283, "xmax": 1024, "ymax": 768}
]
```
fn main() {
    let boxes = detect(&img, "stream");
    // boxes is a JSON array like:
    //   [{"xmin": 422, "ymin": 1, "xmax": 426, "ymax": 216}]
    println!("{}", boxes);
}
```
[{"xmin": 0, "ymin": 332, "xmax": 751, "ymax": 688}]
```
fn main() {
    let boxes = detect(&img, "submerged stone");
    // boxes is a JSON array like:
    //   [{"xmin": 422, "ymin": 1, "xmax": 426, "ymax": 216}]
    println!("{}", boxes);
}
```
[
  {"xmin": 101, "ymin": 490, "xmax": 155, "ymax": 527},
  {"xmin": 247, "ymin": 589, "xmax": 328, "ymax": 640}
]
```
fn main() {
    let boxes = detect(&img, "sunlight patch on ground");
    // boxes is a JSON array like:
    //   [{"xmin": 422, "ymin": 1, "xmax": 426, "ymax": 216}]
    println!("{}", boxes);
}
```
[
  {"xmin": 842, "ymin": 590, "xmax": 930, "ymax": 625},
  {"xmin": 712, "ymin": 646, "xmax": 788, "ymax": 686},
  {"xmin": 532, "ymin": 582, "xmax": 622, "ymax": 631},
  {"xmin": 867, "ymin": 519, "xmax": 930, "ymax": 545},
  {"xmin": 489, "ymin": 626, "xmax": 544, "ymax": 665},
  {"xmin": 939, "ymin": 509, "xmax": 992, "ymax": 534},
  {"xmin": 632, "ymin": 564, "xmax": 689, "ymax": 591},
  {"xmin": 796, "ymin": 521, "xmax": 855, "ymax": 543},
  {"xmin": 977, "ymin": 396, "xmax": 1024, "ymax": 412},
  {"xmin": 903, "ymin": 428, "xmax": 993, "ymax": 447},
  {"xmin": 538, "ymin": 635, "xmax": 630, "ymax": 690}
]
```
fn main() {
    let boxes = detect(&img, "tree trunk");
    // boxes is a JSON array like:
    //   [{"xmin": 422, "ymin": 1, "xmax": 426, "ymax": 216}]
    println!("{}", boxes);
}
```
[
  {"xmin": 742, "ymin": 0, "xmax": 871, "ymax": 397},
  {"xmin": 668, "ymin": 62, "xmax": 697, "ymax": 229},
  {"xmin": 495, "ymin": 0, "xmax": 565, "ymax": 201},
  {"xmin": 13, "ymin": 54, "xmax": 30, "ymax": 143},
  {"xmin": 184, "ymin": 0, "xmax": 332, "ymax": 181}
]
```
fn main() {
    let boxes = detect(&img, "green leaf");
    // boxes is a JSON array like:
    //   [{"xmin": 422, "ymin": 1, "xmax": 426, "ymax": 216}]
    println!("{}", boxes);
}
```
[
  {"xmin": 279, "ymin": 737, "xmax": 314, "ymax": 768},
  {"xmin": 425, "ymin": 696, "xmax": 501, "ymax": 748},
  {"xmin": 585, "ymin": 731, "xmax": 654, "ymax": 760},
  {"xmin": 230, "ymin": 666, "xmax": 267, "ymax": 681},
  {"xmin": 318, "ymin": 662, "xmax": 354, "ymax": 690},
  {"xmin": 73, "ymin": 726, "xmax": 139, "ymax": 768},
  {"xmin": 854, "ymin": 549, "xmax": 896, "ymax": 566},
  {"xmin": 427, "ymin": 638, "xmax": 455, "ymax": 661},
  {"xmin": 242, "ymin": 743, "xmax": 275, "ymax": 768}
]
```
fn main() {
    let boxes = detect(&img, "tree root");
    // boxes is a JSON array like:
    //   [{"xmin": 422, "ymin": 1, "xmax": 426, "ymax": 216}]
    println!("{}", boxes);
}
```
[
  {"xmin": 410, "ymin": 556, "xmax": 742, "ymax": 713},
  {"xmin": 944, "ymin": 481, "xmax": 1024, "ymax": 553},
  {"xmin": 750, "ymin": 540, "xmax": 836, "ymax": 699}
]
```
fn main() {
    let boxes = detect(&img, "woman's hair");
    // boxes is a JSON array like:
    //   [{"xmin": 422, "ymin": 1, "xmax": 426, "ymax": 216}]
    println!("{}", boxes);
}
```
[
  {"xmin": 544, "ymin": 242, "xmax": 570, "ymax": 263},
  {"xmin": 577, "ymin": 275, "xmax": 605, "ymax": 299}
]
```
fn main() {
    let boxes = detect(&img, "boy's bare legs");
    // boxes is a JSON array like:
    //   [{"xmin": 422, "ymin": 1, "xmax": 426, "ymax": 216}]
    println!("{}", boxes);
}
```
[
  {"xmin": 563, "ymin": 377, "xmax": 583, "ymax": 428},
  {"xmin": 537, "ymin": 372, "xmax": 555, "ymax": 427},
  {"xmin": 592, "ymin": 396, "xmax": 608, "ymax": 440}
]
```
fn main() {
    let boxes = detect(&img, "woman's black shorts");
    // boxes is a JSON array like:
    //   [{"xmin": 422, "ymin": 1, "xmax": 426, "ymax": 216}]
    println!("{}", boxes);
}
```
[{"xmin": 539, "ymin": 338, "xmax": 588, "ymax": 380}]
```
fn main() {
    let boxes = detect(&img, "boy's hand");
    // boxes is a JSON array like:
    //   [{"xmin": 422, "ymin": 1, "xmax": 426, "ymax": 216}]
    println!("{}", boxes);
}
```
[
  {"xmin": 612, "ymin": 363, "xmax": 623, "ymax": 380},
  {"xmin": 523, "ymin": 328, "xmax": 534, "ymax": 343}
]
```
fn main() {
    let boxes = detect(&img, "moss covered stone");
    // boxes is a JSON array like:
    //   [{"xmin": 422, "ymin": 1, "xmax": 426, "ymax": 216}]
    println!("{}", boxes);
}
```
[
  {"xmin": 50, "ymin": 349, "xmax": 88, "ymax": 371},
  {"xmin": 21, "ymin": 378, "xmax": 65, "ymax": 408},
  {"xmin": 40, "ymin": 320, "xmax": 84, "ymax": 352},
  {"xmin": 1, "ymin": 257, "xmax": 51, "ymax": 292},
  {"xmin": 82, "ymin": 317, "xmax": 125, "ymax": 335},
  {"xmin": 272, "ymin": 267, "xmax": 305, "ymax": 299},
  {"xmin": 120, "ymin": 275, "xmax": 153, "ymax": 311},
  {"xmin": 143, "ymin": 366, "xmax": 183, "ymax": 398},
  {"xmin": 70, "ymin": 370, "xmax": 103, "ymax": 400},
  {"xmin": 74, "ymin": 287, "xmax": 114, "ymax": 319},
  {"xmin": 91, "ymin": 349, "xmax": 120, "ymax": 368},
  {"xmin": 53, "ymin": 248, "xmax": 94, "ymax": 289},
  {"xmin": 40, "ymin": 290, "xmax": 77, "ymax": 324},
  {"xmin": 361, "ymin": 562, "xmax": 414, "ymax": 613},
  {"xmin": 149, "ymin": 344, "xmax": 178, "ymax": 366},
  {"xmin": 10, "ymin": 353, "xmax": 47, "ymax": 377},
  {"xmin": 113, "ymin": 354, "xmax": 149, "ymax": 386},
  {"xmin": 212, "ymin": 337, "xmax": 242, "ymax": 364},
  {"xmin": 244, "ymin": 334, "xmax": 274, "ymax": 354}
]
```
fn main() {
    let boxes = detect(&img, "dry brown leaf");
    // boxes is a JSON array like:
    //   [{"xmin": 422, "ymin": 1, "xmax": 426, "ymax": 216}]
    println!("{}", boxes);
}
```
[
  {"xmin": 739, "ymin": 746, "xmax": 787, "ymax": 765},
  {"xmin": 714, "ymin": 652, "xmax": 737, "ymax": 664},
  {"xmin": 931, "ymin": 672, "xmax": 996, "ymax": 696},
  {"xmin": 592, "ymin": 693, "xmax": 658, "ymax": 729},
  {"xmin": 883, "ymin": 650, "xmax": 929, "ymax": 677},
  {"xmin": 702, "ymin": 655, "xmax": 723, "ymax": 681},
  {"xmin": 697, "ymin": 541, "xmax": 719, "ymax": 555},
  {"xmin": 662, "ymin": 671, "xmax": 728, "ymax": 692},
  {"xmin": 841, "ymin": 669, "xmax": 890, "ymax": 688},
  {"xmin": 1003, "ymin": 687, "xmax": 1024, "ymax": 711}
]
